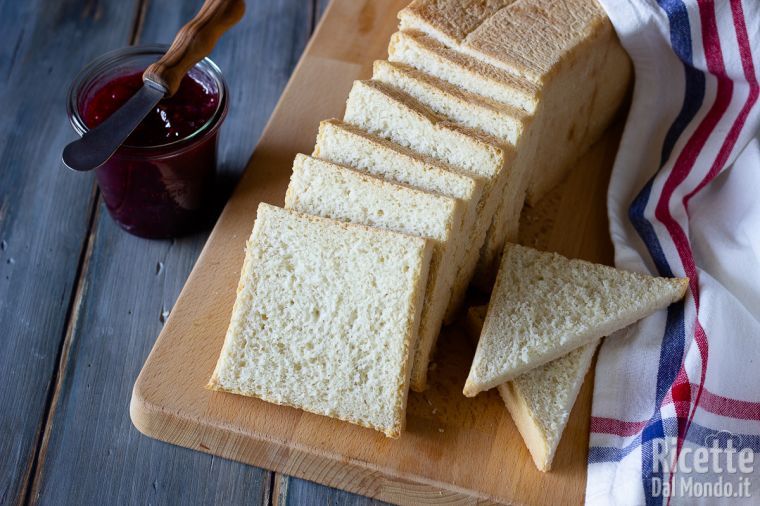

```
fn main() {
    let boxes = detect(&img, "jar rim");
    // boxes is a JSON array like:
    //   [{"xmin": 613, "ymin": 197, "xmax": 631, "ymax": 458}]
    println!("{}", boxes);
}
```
[{"xmin": 67, "ymin": 44, "xmax": 228, "ymax": 154}]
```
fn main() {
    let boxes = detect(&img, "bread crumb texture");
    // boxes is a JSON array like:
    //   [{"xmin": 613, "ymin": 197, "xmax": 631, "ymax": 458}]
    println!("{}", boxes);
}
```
[
  {"xmin": 466, "ymin": 243, "xmax": 688, "ymax": 394},
  {"xmin": 209, "ymin": 204, "xmax": 431, "ymax": 437}
]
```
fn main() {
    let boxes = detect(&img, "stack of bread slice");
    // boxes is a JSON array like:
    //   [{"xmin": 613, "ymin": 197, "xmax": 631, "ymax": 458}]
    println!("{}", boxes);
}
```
[
  {"xmin": 209, "ymin": 0, "xmax": 637, "ymax": 439},
  {"xmin": 464, "ymin": 244, "xmax": 688, "ymax": 470}
]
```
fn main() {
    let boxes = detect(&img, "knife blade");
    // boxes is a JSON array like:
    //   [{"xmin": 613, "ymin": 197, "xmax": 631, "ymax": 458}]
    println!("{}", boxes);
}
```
[{"xmin": 62, "ymin": 80, "xmax": 166, "ymax": 172}]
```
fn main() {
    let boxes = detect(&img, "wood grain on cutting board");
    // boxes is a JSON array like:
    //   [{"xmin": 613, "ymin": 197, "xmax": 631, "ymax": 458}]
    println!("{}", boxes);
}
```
[{"xmin": 131, "ymin": 0, "xmax": 621, "ymax": 503}]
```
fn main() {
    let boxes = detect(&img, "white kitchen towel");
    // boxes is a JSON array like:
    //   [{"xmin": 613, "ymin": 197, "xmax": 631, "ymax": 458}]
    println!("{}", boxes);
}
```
[{"xmin": 589, "ymin": 0, "xmax": 760, "ymax": 504}]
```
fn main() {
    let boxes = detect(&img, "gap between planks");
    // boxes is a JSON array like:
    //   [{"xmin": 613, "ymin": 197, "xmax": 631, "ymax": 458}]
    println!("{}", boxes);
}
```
[
  {"xmin": 20, "ymin": 185, "xmax": 100, "ymax": 505},
  {"xmin": 21, "ymin": 1, "xmax": 145, "ymax": 503}
]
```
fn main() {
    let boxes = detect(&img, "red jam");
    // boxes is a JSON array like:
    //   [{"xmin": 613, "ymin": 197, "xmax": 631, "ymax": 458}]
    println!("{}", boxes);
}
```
[
  {"xmin": 82, "ymin": 71, "xmax": 218, "ymax": 147},
  {"xmin": 77, "ymin": 67, "xmax": 225, "ymax": 239}
]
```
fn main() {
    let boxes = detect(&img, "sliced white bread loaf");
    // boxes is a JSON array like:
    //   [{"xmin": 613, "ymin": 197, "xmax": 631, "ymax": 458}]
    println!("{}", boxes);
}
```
[
  {"xmin": 343, "ymin": 79, "xmax": 510, "ymax": 329},
  {"xmin": 390, "ymin": 10, "xmax": 630, "ymax": 283},
  {"xmin": 464, "ymin": 244, "xmax": 689, "ymax": 396},
  {"xmin": 313, "ymin": 118, "xmax": 484, "ymax": 263},
  {"xmin": 208, "ymin": 203, "xmax": 432, "ymax": 437},
  {"xmin": 466, "ymin": 305, "xmax": 598, "ymax": 472},
  {"xmin": 372, "ymin": 59, "xmax": 535, "ymax": 313},
  {"xmin": 284, "ymin": 155, "xmax": 464, "ymax": 393},
  {"xmin": 398, "ymin": 0, "xmax": 517, "ymax": 49}
]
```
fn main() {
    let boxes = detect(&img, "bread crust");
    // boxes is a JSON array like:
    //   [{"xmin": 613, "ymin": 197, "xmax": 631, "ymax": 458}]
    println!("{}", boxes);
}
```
[{"xmin": 398, "ymin": 0, "xmax": 517, "ymax": 47}]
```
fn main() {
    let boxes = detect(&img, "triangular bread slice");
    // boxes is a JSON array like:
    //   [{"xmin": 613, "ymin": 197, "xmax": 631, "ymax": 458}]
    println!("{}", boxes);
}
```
[
  {"xmin": 398, "ymin": 0, "xmax": 517, "ymax": 49},
  {"xmin": 464, "ymin": 244, "xmax": 688, "ymax": 396},
  {"xmin": 285, "ymin": 155, "xmax": 464, "ymax": 393},
  {"xmin": 344, "ymin": 79, "xmax": 511, "ymax": 366},
  {"xmin": 466, "ymin": 305, "xmax": 598, "ymax": 471},
  {"xmin": 208, "ymin": 204, "xmax": 432, "ymax": 437}
]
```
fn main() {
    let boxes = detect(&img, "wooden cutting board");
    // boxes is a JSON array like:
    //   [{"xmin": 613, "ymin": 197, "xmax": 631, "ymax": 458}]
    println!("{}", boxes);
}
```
[{"xmin": 130, "ymin": 0, "xmax": 622, "ymax": 503}]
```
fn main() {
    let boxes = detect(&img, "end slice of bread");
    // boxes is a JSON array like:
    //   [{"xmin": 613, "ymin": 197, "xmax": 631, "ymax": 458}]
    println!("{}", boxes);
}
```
[
  {"xmin": 464, "ymin": 244, "xmax": 688, "ymax": 396},
  {"xmin": 208, "ymin": 203, "xmax": 432, "ymax": 437},
  {"xmin": 460, "ymin": 0, "xmax": 610, "ymax": 83},
  {"xmin": 456, "ymin": 0, "xmax": 632, "ymax": 207},
  {"xmin": 466, "ymin": 305, "xmax": 598, "ymax": 471},
  {"xmin": 398, "ymin": 0, "xmax": 516, "ymax": 49},
  {"xmin": 285, "ymin": 155, "xmax": 464, "ymax": 393}
]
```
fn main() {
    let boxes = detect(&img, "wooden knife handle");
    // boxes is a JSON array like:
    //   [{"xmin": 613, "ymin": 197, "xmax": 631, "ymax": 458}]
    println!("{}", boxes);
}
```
[{"xmin": 143, "ymin": 0, "xmax": 245, "ymax": 96}]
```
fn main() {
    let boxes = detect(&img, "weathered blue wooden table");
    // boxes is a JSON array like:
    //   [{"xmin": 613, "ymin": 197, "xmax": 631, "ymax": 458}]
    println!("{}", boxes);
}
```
[{"xmin": 0, "ymin": 0, "xmax": 385, "ymax": 503}]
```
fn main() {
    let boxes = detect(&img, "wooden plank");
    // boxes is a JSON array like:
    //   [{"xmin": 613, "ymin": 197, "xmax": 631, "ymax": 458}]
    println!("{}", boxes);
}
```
[
  {"xmin": 129, "ymin": 0, "xmax": 622, "ymax": 504},
  {"xmin": 27, "ymin": 1, "xmax": 317, "ymax": 504},
  {"xmin": 0, "ymin": 0, "xmax": 141, "ymax": 502}
]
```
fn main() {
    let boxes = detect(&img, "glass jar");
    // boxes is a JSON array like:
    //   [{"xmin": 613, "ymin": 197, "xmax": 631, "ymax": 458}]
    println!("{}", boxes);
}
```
[{"xmin": 67, "ymin": 45, "xmax": 228, "ymax": 239}]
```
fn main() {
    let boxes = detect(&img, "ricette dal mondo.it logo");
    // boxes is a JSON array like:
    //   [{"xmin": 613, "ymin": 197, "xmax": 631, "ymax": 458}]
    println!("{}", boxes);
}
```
[{"xmin": 650, "ymin": 432, "xmax": 754, "ymax": 499}]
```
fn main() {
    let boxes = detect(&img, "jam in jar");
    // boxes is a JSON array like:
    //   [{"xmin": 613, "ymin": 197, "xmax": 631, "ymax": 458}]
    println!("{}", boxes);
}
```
[{"xmin": 67, "ymin": 46, "xmax": 228, "ymax": 239}]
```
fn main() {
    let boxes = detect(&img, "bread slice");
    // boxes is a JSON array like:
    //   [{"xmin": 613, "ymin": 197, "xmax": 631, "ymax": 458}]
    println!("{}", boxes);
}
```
[
  {"xmin": 388, "ymin": 30, "xmax": 541, "ymax": 113},
  {"xmin": 313, "ymin": 119, "xmax": 485, "ymax": 205},
  {"xmin": 344, "ymin": 79, "xmax": 510, "ymax": 331},
  {"xmin": 344, "ymin": 80, "xmax": 509, "ymax": 181},
  {"xmin": 466, "ymin": 305, "xmax": 598, "ymax": 471},
  {"xmin": 208, "ymin": 203, "xmax": 432, "ymax": 437},
  {"xmin": 313, "ymin": 118, "xmax": 484, "ymax": 271},
  {"xmin": 398, "ymin": 0, "xmax": 517, "ymax": 49},
  {"xmin": 372, "ymin": 60, "xmax": 529, "ymax": 145},
  {"xmin": 285, "ymin": 155, "xmax": 464, "ymax": 393},
  {"xmin": 464, "ymin": 244, "xmax": 689, "ymax": 396}
]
